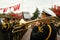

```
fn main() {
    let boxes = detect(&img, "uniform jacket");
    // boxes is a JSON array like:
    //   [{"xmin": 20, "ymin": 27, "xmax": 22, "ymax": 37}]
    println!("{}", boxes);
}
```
[{"xmin": 30, "ymin": 23, "xmax": 57, "ymax": 40}]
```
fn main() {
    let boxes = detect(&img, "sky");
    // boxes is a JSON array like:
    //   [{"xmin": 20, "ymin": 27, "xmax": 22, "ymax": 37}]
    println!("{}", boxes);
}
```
[{"xmin": 0, "ymin": 0, "xmax": 60, "ymax": 14}]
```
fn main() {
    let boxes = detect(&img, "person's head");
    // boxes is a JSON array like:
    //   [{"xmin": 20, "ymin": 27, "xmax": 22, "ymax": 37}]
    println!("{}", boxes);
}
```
[
  {"xmin": 44, "ymin": 18, "xmax": 50, "ymax": 24},
  {"xmin": 10, "ymin": 18, "xmax": 15, "ymax": 23},
  {"xmin": 4, "ymin": 17, "xmax": 10, "ymax": 22}
]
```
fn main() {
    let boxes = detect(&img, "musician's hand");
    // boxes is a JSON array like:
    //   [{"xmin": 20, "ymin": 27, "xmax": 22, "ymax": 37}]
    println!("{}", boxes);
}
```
[{"xmin": 35, "ymin": 21, "xmax": 40, "ymax": 26}]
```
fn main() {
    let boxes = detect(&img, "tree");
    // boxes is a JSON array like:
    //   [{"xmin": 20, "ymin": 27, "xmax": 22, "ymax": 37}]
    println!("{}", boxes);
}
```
[{"xmin": 31, "ymin": 8, "xmax": 40, "ymax": 20}]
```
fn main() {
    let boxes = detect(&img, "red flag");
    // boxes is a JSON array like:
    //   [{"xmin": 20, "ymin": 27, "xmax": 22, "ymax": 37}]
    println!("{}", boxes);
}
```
[
  {"xmin": 3, "ymin": 8, "xmax": 8, "ymax": 12},
  {"xmin": 13, "ymin": 4, "xmax": 20, "ymax": 11},
  {"xmin": 54, "ymin": 5, "xmax": 57, "ymax": 13},
  {"xmin": 57, "ymin": 6, "xmax": 60, "ymax": 16}
]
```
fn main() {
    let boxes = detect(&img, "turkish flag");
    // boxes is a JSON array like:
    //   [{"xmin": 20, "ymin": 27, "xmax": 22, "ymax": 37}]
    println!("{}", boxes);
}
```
[
  {"xmin": 3, "ymin": 8, "xmax": 8, "ymax": 12},
  {"xmin": 13, "ymin": 4, "xmax": 20, "ymax": 11}
]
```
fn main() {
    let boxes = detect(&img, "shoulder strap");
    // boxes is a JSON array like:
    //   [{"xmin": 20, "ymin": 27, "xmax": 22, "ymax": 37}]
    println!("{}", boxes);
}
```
[{"xmin": 46, "ymin": 25, "xmax": 52, "ymax": 40}]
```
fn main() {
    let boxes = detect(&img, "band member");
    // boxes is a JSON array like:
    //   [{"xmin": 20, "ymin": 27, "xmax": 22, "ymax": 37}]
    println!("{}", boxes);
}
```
[
  {"xmin": 30, "ymin": 11, "xmax": 57, "ymax": 40},
  {"xmin": 9, "ymin": 18, "xmax": 16, "ymax": 40},
  {"xmin": 1, "ymin": 17, "xmax": 10, "ymax": 40},
  {"xmin": 0, "ymin": 19, "xmax": 4, "ymax": 40},
  {"xmin": 41, "ymin": 11, "xmax": 57, "ymax": 40},
  {"xmin": 2, "ymin": 17, "xmax": 10, "ymax": 31},
  {"xmin": 9, "ymin": 18, "xmax": 20, "ymax": 40}
]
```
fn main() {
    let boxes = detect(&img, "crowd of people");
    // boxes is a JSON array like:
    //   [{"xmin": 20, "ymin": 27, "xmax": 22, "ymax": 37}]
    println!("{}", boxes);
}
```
[{"xmin": 0, "ymin": 11, "xmax": 60, "ymax": 40}]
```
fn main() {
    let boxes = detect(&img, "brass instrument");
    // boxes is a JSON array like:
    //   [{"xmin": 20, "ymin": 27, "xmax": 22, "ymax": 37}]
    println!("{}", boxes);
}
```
[
  {"xmin": 2, "ymin": 22, "xmax": 10, "ymax": 31},
  {"xmin": 12, "ymin": 16, "xmax": 60, "ymax": 33},
  {"xmin": 12, "ymin": 18, "xmax": 45, "ymax": 33}
]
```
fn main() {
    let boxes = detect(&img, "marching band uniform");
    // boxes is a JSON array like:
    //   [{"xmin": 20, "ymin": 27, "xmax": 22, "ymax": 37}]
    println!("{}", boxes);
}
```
[
  {"xmin": 9, "ymin": 18, "xmax": 20, "ymax": 40},
  {"xmin": 9, "ymin": 18, "xmax": 16, "ymax": 40},
  {"xmin": 1, "ymin": 18, "xmax": 10, "ymax": 40},
  {"xmin": 0, "ymin": 20, "xmax": 4, "ymax": 40},
  {"xmin": 30, "ymin": 11, "xmax": 57, "ymax": 40},
  {"xmin": 30, "ymin": 23, "xmax": 57, "ymax": 40}
]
